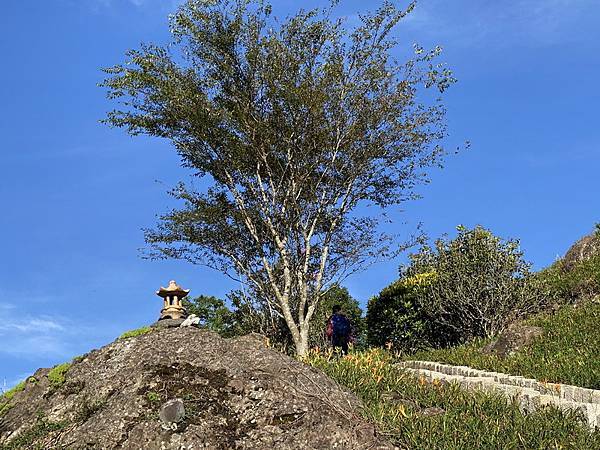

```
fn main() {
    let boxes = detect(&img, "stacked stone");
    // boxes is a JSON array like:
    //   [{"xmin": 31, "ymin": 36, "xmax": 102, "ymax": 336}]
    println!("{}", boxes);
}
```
[{"xmin": 396, "ymin": 360, "xmax": 600, "ymax": 429}]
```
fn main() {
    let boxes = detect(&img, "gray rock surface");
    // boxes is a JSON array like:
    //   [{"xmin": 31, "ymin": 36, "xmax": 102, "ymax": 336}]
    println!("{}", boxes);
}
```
[
  {"xmin": 482, "ymin": 323, "xmax": 544, "ymax": 357},
  {"xmin": 152, "ymin": 318, "xmax": 186, "ymax": 328},
  {"xmin": 0, "ymin": 328, "xmax": 395, "ymax": 449},
  {"xmin": 563, "ymin": 230, "xmax": 600, "ymax": 271}
]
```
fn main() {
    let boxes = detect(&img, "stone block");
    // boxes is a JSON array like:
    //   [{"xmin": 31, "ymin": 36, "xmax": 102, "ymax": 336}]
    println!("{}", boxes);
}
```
[
  {"xmin": 579, "ymin": 388, "xmax": 595, "ymax": 403},
  {"xmin": 561, "ymin": 385, "xmax": 576, "ymax": 402}
]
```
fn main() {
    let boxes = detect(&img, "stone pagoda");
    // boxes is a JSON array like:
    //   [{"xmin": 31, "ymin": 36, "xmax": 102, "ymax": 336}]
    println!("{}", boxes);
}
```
[{"xmin": 156, "ymin": 280, "xmax": 190, "ymax": 320}]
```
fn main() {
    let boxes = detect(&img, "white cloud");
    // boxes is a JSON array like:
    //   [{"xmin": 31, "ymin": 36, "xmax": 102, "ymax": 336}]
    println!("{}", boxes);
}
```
[
  {"xmin": 400, "ymin": 0, "xmax": 598, "ymax": 48},
  {"xmin": 0, "ymin": 303, "xmax": 91, "ymax": 359}
]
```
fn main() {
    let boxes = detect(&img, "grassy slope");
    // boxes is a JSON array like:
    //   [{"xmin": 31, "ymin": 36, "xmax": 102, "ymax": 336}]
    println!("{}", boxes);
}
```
[
  {"xmin": 306, "ymin": 349, "xmax": 600, "ymax": 450},
  {"xmin": 410, "ymin": 300, "xmax": 600, "ymax": 389}
]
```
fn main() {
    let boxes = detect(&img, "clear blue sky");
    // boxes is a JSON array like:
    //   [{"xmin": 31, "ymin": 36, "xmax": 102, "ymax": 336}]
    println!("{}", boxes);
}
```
[{"xmin": 1, "ymin": 0, "xmax": 599, "ymax": 387}]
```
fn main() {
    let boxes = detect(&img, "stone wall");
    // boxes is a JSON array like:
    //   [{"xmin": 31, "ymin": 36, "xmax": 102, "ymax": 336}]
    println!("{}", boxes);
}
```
[{"xmin": 397, "ymin": 360, "xmax": 600, "ymax": 429}]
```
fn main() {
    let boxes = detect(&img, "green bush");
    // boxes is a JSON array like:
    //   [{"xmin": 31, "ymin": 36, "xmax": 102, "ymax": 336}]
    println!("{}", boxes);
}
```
[
  {"xmin": 183, "ymin": 295, "xmax": 238, "ymax": 337},
  {"xmin": 405, "ymin": 225, "xmax": 544, "ymax": 343},
  {"xmin": 47, "ymin": 363, "xmax": 71, "ymax": 388},
  {"xmin": 304, "ymin": 349, "xmax": 600, "ymax": 449},
  {"xmin": 410, "ymin": 300, "xmax": 600, "ymax": 389},
  {"xmin": 368, "ymin": 226, "xmax": 545, "ymax": 350},
  {"xmin": 366, "ymin": 275, "xmax": 448, "ymax": 352}
]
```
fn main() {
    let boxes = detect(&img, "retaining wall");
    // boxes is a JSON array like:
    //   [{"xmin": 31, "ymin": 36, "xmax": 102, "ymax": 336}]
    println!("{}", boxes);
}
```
[{"xmin": 397, "ymin": 360, "xmax": 600, "ymax": 429}]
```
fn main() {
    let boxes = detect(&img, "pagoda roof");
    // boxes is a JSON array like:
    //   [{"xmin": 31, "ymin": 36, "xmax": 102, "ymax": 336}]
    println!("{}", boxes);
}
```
[{"xmin": 156, "ymin": 280, "xmax": 190, "ymax": 298}]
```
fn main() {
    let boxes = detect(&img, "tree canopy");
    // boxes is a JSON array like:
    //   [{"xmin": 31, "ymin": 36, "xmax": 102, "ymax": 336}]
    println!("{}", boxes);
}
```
[{"xmin": 101, "ymin": 0, "xmax": 455, "ymax": 355}]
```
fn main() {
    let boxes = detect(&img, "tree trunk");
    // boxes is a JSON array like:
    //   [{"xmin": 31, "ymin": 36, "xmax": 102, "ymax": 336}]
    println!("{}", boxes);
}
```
[{"xmin": 294, "ymin": 324, "xmax": 311, "ymax": 357}]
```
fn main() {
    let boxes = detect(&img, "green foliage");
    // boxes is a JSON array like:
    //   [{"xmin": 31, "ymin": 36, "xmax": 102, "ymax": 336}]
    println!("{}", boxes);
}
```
[
  {"xmin": 0, "ymin": 414, "xmax": 67, "ymax": 450},
  {"xmin": 406, "ymin": 225, "xmax": 544, "ymax": 343},
  {"xmin": 0, "ymin": 381, "xmax": 26, "ymax": 418},
  {"xmin": 101, "ymin": 0, "xmax": 455, "ymax": 356},
  {"xmin": 366, "ymin": 276, "xmax": 441, "ymax": 352},
  {"xmin": 118, "ymin": 326, "xmax": 153, "ymax": 340},
  {"xmin": 368, "ymin": 226, "xmax": 545, "ymax": 351},
  {"xmin": 47, "ymin": 363, "xmax": 71, "ymax": 388},
  {"xmin": 146, "ymin": 391, "xmax": 161, "ymax": 403},
  {"xmin": 411, "ymin": 300, "xmax": 600, "ymax": 389},
  {"xmin": 224, "ymin": 285, "xmax": 364, "ymax": 352},
  {"xmin": 183, "ymin": 295, "xmax": 237, "ymax": 337},
  {"xmin": 304, "ymin": 349, "xmax": 600, "ymax": 449},
  {"xmin": 308, "ymin": 285, "xmax": 365, "ymax": 349}
]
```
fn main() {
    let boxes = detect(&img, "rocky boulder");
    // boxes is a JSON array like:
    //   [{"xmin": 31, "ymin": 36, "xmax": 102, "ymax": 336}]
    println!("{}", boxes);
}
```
[
  {"xmin": 0, "ymin": 328, "xmax": 394, "ymax": 449},
  {"xmin": 562, "ymin": 229, "xmax": 600, "ymax": 272},
  {"xmin": 482, "ymin": 323, "xmax": 544, "ymax": 357}
]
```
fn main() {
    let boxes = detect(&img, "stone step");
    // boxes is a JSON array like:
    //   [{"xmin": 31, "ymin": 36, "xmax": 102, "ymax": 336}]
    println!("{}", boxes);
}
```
[
  {"xmin": 397, "ymin": 363, "xmax": 600, "ymax": 429},
  {"xmin": 397, "ymin": 361, "xmax": 600, "ymax": 402}
]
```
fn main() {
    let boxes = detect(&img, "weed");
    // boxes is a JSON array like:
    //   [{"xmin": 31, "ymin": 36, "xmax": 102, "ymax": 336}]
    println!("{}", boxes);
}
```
[
  {"xmin": 47, "ymin": 363, "xmax": 71, "ymax": 389},
  {"xmin": 118, "ymin": 326, "xmax": 153, "ymax": 340},
  {"xmin": 0, "ymin": 415, "xmax": 67, "ymax": 450},
  {"xmin": 146, "ymin": 391, "xmax": 161, "ymax": 403}
]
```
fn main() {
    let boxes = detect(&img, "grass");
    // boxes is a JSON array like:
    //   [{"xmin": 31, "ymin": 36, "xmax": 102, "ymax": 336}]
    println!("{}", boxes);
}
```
[
  {"xmin": 0, "ymin": 381, "xmax": 26, "ymax": 418},
  {"xmin": 304, "ymin": 348, "xmax": 600, "ymax": 449},
  {"xmin": 408, "ymin": 300, "xmax": 600, "ymax": 389},
  {"xmin": 118, "ymin": 326, "xmax": 153, "ymax": 340},
  {"xmin": 47, "ymin": 363, "xmax": 72, "ymax": 389},
  {"xmin": 535, "ymin": 252, "xmax": 600, "ymax": 302}
]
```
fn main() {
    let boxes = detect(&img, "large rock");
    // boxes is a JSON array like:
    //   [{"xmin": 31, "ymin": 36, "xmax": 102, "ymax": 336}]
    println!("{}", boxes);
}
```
[
  {"xmin": 482, "ymin": 323, "xmax": 544, "ymax": 357},
  {"xmin": 562, "ymin": 230, "xmax": 600, "ymax": 272},
  {"xmin": 0, "ymin": 328, "xmax": 395, "ymax": 449}
]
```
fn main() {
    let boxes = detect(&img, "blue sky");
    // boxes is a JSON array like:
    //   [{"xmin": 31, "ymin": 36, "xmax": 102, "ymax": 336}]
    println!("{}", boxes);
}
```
[{"xmin": 1, "ymin": 0, "xmax": 599, "ymax": 387}]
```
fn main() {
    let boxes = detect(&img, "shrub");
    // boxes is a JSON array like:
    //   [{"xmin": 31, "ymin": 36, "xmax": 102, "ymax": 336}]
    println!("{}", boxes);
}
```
[
  {"xmin": 404, "ymin": 225, "xmax": 545, "ymax": 344},
  {"xmin": 47, "ymin": 363, "xmax": 71, "ymax": 388},
  {"xmin": 366, "ymin": 275, "xmax": 449, "ymax": 352},
  {"xmin": 183, "ymin": 295, "xmax": 238, "ymax": 337}
]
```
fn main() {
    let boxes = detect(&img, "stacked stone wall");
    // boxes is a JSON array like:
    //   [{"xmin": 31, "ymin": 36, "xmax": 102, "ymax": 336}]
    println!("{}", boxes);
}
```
[{"xmin": 397, "ymin": 360, "xmax": 600, "ymax": 429}]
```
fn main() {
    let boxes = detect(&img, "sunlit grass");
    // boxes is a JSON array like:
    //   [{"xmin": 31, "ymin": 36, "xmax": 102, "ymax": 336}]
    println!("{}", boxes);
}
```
[
  {"xmin": 410, "ymin": 300, "xmax": 600, "ymax": 389},
  {"xmin": 304, "ymin": 348, "xmax": 600, "ymax": 449}
]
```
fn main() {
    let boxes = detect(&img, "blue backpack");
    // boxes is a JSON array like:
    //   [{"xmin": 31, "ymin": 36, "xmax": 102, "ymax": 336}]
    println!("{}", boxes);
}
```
[{"xmin": 331, "ymin": 314, "xmax": 351, "ymax": 338}]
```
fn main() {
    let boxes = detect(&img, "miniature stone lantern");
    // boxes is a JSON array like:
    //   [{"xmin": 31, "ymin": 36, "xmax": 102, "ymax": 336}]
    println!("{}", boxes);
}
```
[{"xmin": 156, "ymin": 280, "xmax": 190, "ymax": 320}]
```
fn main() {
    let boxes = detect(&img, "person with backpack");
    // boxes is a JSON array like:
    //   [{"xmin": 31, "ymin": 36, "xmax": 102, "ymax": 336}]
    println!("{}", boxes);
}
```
[{"xmin": 325, "ymin": 305, "xmax": 352, "ymax": 355}]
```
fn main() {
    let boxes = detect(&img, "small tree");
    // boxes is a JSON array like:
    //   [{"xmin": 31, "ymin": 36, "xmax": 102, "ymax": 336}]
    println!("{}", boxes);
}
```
[
  {"xmin": 366, "ymin": 274, "xmax": 449, "ymax": 352},
  {"xmin": 183, "ymin": 295, "xmax": 237, "ymax": 336},
  {"xmin": 405, "ymin": 225, "xmax": 545, "ymax": 342},
  {"xmin": 101, "ymin": 0, "xmax": 454, "ymax": 355},
  {"xmin": 229, "ymin": 284, "xmax": 365, "ymax": 352}
]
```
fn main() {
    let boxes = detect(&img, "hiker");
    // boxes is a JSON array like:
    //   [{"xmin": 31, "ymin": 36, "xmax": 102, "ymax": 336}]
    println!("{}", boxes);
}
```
[{"xmin": 326, "ymin": 305, "xmax": 352, "ymax": 355}]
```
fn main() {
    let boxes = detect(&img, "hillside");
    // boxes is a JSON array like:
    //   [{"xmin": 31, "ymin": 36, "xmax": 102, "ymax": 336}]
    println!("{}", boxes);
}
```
[{"xmin": 0, "ymin": 327, "xmax": 393, "ymax": 450}]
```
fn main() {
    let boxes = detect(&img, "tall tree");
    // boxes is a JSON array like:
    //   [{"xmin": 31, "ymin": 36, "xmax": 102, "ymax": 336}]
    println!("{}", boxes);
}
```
[{"xmin": 101, "ymin": 0, "xmax": 455, "ymax": 355}]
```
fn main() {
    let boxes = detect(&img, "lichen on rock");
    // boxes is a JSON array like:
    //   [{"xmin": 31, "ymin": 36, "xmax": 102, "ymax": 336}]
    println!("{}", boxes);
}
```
[{"xmin": 0, "ymin": 328, "xmax": 394, "ymax": 449}]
